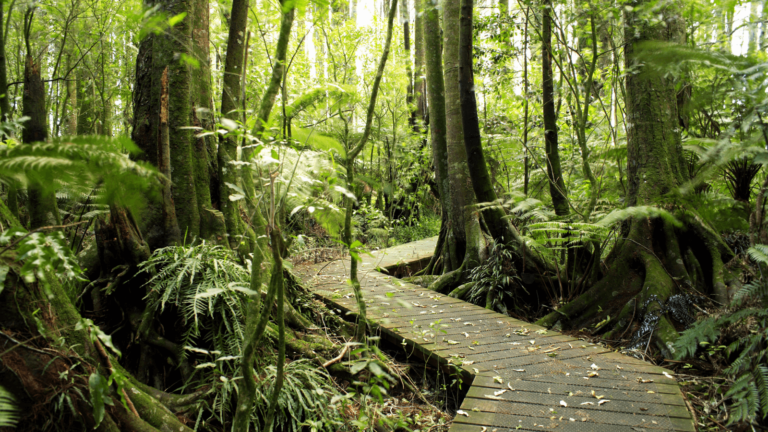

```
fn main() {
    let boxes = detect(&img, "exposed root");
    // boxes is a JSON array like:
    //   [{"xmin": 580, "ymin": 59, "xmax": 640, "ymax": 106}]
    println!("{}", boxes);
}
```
[
  {"xmin": 427, "ymin": 267, "xmax": 465, "ymax": 294},
  {"xmin": 536, "ymin": 214, "xmax": 733, "ymax": 357}
]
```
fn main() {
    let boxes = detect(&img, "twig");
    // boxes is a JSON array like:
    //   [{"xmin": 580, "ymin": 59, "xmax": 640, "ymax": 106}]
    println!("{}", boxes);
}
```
[
  {"xmin": 322, "ymin": 344, "xmax": 350, "ymax": 368},
  {"xmin": 618, "ymin": 299, "xmax": 637, "ymax": 340},
  {"xmin": 93, "ymin": 336, "xmax": 140, "ymax": 418},
  {"xmin": 0, "ymin": 330, "xmax": 49, "ymax": 355}
]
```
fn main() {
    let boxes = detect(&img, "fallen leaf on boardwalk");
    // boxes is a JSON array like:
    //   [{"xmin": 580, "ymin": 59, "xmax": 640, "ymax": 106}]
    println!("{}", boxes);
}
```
[
  {"xmin": 463, "ymin": 332, "xmax": 470, "ymax": 338},
  {"xmin": 536, "ymin": 329, "xmax": 548, "ymax": 334},
  {"xmin": 493, "ymin": 376, "xmax": 503, "ymax": 383},
  {"xmin": 590, "ymin": 363, "xmax": 600, "ymax": 370},
  {"xmin": 647, "ymin": 390, "xmax": 655, "ymax": 394},
  {"xmin": 494, "ymin": 389, "xmax": 508, "ymax": 396},
  {"xmin": 514, "ymin": 369, "xmax": 525, "ymax": 372},
  {"xmin": 543, "ymin": 347, "xmax": 559, "ymax": 353},
  {"xmin": 639, "ymin": 407, "xmax": 648, "ymax": 411},
  {"xmin": 464, "ymin": 322, "xmax": 474, "ymax": 326},
  {"xmin": 636, "ymin": 377, "xmax": 653, "ymax": 383},
  {"xmin": 462, "ymin": 360, "xmax": 475, "ymax": 366},
  {"xmin": 560, "ymin": 400, "xmax": 568, "ymax": 407},
  {"xmin": 508, "ymin": 383, "xmax": 516, "ymax": 391},
  {"xmin": 663, "ymin": 372, "xmax": 674, "ymax": 379},
  {"xmin": 485, "ymin": 395, "xmax": 504, "ymax": 400},
  {"xmin": 529, "ymin": 340, "xmax": 536, "ymax": 345},
  {"xmin": 527, "ymin": 346, "xmax": 540, "ymax": 352},
  {"xmin": 598, "ymin": 399, "xmax": 610, "ymax": 405},
  {"xmin": 580, "ymin": 402, "xmax": 594, "ymax": 405},
  {"xmin": 616, "ymin": 365, "xmax": 624, "ymax": 370},
  {"xmin": 481, "ymin": 428, "xmax": 487, "ymax": 432},
  {"xmin": 591, "ymin": 390, "xmax": 604, "ymax": 399},
  {"xmin": 587, "ymin": 371, "xmax": 599, "ymax": 377},
  {"xmin": 473, "ymin": 368, "xmax": 479, "ymax": 374},
  {"xmin": 456, "ymin": 410, "xmax": 469, "ymax": 417},
  {"xmin": 447, "ymin": 340, "xmax": 459, "ymax": 345},
  {"xmin": 510, "ymin": 342, "xmax": 521, "ymax": 345}
]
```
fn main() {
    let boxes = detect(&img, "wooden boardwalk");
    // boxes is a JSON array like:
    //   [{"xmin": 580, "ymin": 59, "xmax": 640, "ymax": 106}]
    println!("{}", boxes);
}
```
[{"xmin": 296, "ymin": 237, "xmax": 695, "ymax": 432}]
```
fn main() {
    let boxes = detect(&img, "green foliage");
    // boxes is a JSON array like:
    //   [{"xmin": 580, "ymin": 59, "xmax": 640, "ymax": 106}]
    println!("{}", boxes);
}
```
[
  {"xmin": 389, "ymin": 213, "xmax": 440, "ymax": 246},
  {"xmin": 137, "ymin": 243, "xmax": 253, "ymax": 360},
  {"xmin": 0, "ymin": 385, "xmax": 19, "ymax": 428},
  {"xmin": 0, "ymin": 229, "xmax": 83, "ymax": 299},
  {"xmin": 87, "ymin": 373, "xmax": 111, "ymax": 428},
  {"xmin": 598, "ymin": 206, "xmax": 681, "ymax": 228},
  {"xmin": 0, "ymin": 136, "xmax": 160, "ymax": 216},
  {"xmin": 207, "ymin": 359, "xmax": 342, "ymax": 432},
  {"xmin": 468, "ymin": 240, "xmax": 524, "ymax": 314},
  {"xmin": 674, "ymin": 244, "xmax": 768, "ymax": 425}
]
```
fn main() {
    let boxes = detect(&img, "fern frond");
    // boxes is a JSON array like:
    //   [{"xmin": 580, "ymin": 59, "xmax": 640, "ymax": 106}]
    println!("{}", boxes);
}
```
[
  {"xmin": 0, "ymin": 385, "xmax": 19, "ymax": 427},
  {"xmin": 0, "ymin": 136, "xmax": 161, "ymax": 215},
  {"xmin": 598, "ymin": 206, "xmax": 681, "ymax": 228}
]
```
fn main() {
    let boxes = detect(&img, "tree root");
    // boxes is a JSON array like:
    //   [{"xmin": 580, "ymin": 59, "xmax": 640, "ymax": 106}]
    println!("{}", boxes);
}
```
[
  {"xmin": 427, "ymin": 267, "xmax": 465, "ymax": 294},
  {"xmin": 536, "ymin": 214, "xmax": 733, "ymax": 357}
]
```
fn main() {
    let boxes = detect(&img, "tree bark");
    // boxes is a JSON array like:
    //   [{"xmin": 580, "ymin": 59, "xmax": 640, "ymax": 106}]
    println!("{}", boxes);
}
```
[
  {"xmin": 537, "ymin": 0, "xmax": 734, "ymax": 356},
  {"xmin": 457, "ymin": 0, "xmax": 537, "ymax": 263},
  {"xmin": 542, "ymin": 0, "xmax": 569, "ymax": 216},
  {"xmin": 218, "ymin": 0, "xmax": 250, "ymax": 251},
  {"xmin": 422, "ymin": 0, "xmax": 451, "ymax": 269},
  {"xmin": 132, "ymin": 0, "xmax": 224, "ymax": 248},
  {"xmin": 23, "ymin": 15, "xmax": 60, "ymax": 229}
]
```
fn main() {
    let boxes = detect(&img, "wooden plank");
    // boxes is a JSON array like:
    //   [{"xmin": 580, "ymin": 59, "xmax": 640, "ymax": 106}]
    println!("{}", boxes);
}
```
[{"xmin": 298, "ymin": 237, "xmax": 695, "ymax": 432}]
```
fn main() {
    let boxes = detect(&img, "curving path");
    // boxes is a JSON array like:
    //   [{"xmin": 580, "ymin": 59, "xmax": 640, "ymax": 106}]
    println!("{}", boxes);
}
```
[{"xmin": 295, "ymin": 237, "xmax": 694, "ymax": 432}]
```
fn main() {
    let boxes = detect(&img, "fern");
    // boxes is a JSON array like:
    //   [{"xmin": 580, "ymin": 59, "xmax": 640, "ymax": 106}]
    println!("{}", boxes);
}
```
[
  {"xmin": 675, "ymin": 245, "xmax": 768, "ymax": 425},
  {"xmin": 597, "ymin": 205, "xmax": 681, "ymax": 228},
  {"xmin": 0, "ymin": 385, "xmax": 19, "ymax": 428},
  {"xmin": 137, "ymin": 242, "xmax": 253, "ymax": 363},
  {"xmin": 250, "ymin": 360, "xmax": 343, "ymax": 432},
  {"xmin": 0, "ymin": 136, "xmax": 160, "ymax": 215}
]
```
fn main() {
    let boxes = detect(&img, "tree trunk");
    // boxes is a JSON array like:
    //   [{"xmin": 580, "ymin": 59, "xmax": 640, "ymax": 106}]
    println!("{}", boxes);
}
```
[
  {"xmin": 422, "ymin": 0, "xmax": 452, "ymax": 270},
  {"xmin": 0, "ymin": 0, "xmax": 17, "ymax": 220},
  {"xmin": 537, "ymin": 0, "xmax": 734, "ymax": 356},
  {"xmin": 414, "ymin": 7, "xmax": 427, "ymax": 128},
  {"xmin": 457, "ymin": 0, "xmax": 544, "ymax": 271},
  {"xmin": 66, "ymin": 54, "xmax": 77, "ymax": 135},
  {"xmin": 132, "ymin": 0, "xmax": 223, "ymax": 248},
  {"xmin": 218, "ymin": 0, "xmax": 251, "ymax": 252},
  {"xmin": 23, "ymin": 48, "xmax": 60, "ymax": 228},
  {"xmin": 542, "ymin": 0, "xmax": 569, "ymax": 216}
]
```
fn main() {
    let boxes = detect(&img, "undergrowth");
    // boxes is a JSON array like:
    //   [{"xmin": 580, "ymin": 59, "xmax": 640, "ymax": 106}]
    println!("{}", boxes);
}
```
[{"xmin": 671, "ymin": 244, "xmax": 768, "ymax": 429}]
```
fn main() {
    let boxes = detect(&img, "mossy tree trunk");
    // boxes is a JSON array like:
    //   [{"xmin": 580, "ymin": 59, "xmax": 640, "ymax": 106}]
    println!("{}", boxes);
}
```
[
  {"xmin": 0, "ymin": 198, "xmax": 195, "ymax": 432},
  {"xmin": 455, "ymin": 0, "xmax": 550, "ymax": 271},
  {"xmin": 23, "ymin": 12, "xmax": 60, "ymax": 229},
  {"xmin": 420, "ymin": 0, "xmax": 485, "ymax": 284},
  {"xmin": 542, "ymin": 0, "xmax": 569, "ymax": 217},
  {"xmin": 536, "ymin": 0, "xmax": 734, "ymax": 356},
  {"xmin": 218, "ymin": 0, "xmax": 251, "ymax": 252},
  {"xmin": 132, "ymin": 0, "xmax": 223, "ymax": 248}
]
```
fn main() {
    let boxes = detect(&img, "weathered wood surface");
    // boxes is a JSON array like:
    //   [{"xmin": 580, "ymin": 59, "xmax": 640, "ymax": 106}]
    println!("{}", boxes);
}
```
[{"xmin": 296, "ymin": 237, "xmax": 694, "ymax": 431}]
